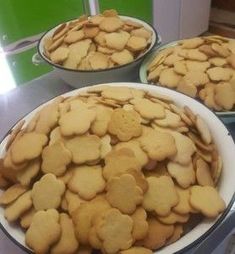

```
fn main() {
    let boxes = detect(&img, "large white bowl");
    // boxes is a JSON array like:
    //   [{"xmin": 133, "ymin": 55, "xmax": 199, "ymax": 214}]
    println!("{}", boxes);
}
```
[
  {"xmin": 0, "ymin": 82, "xmax": 234, "ymax": 254},
  {"xmin": 34, "ymin": 16, "xmax": 160, "ymax": 88}
]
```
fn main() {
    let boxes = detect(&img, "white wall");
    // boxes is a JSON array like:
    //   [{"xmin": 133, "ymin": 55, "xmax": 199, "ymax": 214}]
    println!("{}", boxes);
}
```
[{"xmin": 153, "ymin": 0, "xmax": 211, "ymax": 44}]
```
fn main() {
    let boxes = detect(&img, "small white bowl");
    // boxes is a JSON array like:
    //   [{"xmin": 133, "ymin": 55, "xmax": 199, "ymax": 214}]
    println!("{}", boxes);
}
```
[
  {"xmin": 0, "ymin": 83, "xmax": 234, "ymax": 254},
  {"xmin": 34, "ymin": 16, "xmax": 160, "ymax": 88}
]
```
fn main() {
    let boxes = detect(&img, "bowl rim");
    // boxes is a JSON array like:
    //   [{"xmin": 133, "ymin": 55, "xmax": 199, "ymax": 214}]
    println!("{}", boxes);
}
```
[
  {"xmin": 0, "ymin": 82, "xmax": 234, "ymax": 254},
  {"xmin": 38, "ymin": 15, "xmax": 159, "ymax": 73}
]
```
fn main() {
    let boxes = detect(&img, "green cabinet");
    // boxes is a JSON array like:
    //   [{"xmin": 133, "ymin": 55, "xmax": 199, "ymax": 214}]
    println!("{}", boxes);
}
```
[{"xmin": 0, "ymin": 0, "xmax": 153, "ymax": 86}]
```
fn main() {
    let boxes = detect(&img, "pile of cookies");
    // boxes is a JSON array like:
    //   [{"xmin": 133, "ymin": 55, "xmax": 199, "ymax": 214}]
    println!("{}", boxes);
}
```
[
  {"xmin": 0, "ymin": 85, "xmax": 225, "ymax": 254},
  {"xmin": 43, "ymin": 9, "xmax": 153, "ymax": 71},
  {"xmin": 147, "ymin": 36, "xmax": 235, "ymax": 111}
]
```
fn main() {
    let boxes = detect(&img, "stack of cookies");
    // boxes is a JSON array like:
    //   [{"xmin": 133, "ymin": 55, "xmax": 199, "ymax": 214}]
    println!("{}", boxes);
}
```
[
  {"xmin": 147, "ymin": 36, "xmax": 235, "ymax": 111},
  {"xmin": 0, "ymin": 86, "xmax": 225, "ymax": 254},
  {"xmin": 44, "ymin": 9, "xmax": 153, "ymax": 71}
]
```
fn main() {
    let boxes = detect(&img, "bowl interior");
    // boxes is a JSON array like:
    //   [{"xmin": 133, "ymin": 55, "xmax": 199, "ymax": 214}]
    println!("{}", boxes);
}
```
[
  {"xmin": 38, "ymin": 16, "xmax": 158, "ymax": 71},
  {"xmin": 0, "ymin": 83, "xmax": 234, "ymax": 254}
]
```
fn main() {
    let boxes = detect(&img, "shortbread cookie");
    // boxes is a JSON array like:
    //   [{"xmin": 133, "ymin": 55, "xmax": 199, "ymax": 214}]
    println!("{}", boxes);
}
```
[
  {"xmin": 59, "ymin": 107, "xmax": 96, "ymax": 136},
  {"xmin": 108, "ymin": 108, "xmax": 142, "ymax": 141},
  {"xmin": 127, "ymin": 36, "xmax": 147, "ymax": 52},
  {"xmin": 51, "ymin": 213, "xmax": 79, "ymax": 254},
  {"xmin": 214, "ymin": 82, "xmax": 235, "ymax": 110},
  {"xmin": 32, "ymin": 173, "xmax": 65, "ymax": 210},
  {"xmin": 166, "ymin": 224, "xmax": 184, "ymax": 245},
  {"xmin": 99, "ymin": 17, "xmax": 124, "ymax": 32},
  {"xmin": 68, "ymin": 165, "xmax": 105, "ymax": 200},
  {"xmin": 106, "ymin": 174, "xmax": 143, "ymax": 214},
  {"xmin": 111, "ymin": 49, "xmax": 134, "ymax": 65},
  {"xmin": 96, "ymin": 208, "xmax": 133, "ymax": 254},
  {"xmin": 103, "ymin": 148, "xmax": 141, "ymax": 180},
  {"xmin": 120, "ymin": 247, "xmax": 153, "ymax": 254},
  {"xmin": 167, "ymin": 161, "xmax": 195, "ymax": 188},
  {"xmin": 190, "ymin": 185, "xmax": 225, "ymax": 218},
  {"xmin": 158, "ymin": 211, "xmax": 189, "ymax": 224},
  {"xmin": 11, "ymin": 132, "xmax": 48, "ymax": 164},
  {"xmin": 4, "ymin": 191, "xmax": 32, "ymax": 222},
  {"xmin": 72, "ymin": 196, "xmax": 111, "ymax": 244},
  {"xmin": 142, "ymin": 218, "xmax": 174, "ymax": 250},
  {"xmin": 42, "ymin": 142, "xmax": 72, "ymax": 176},
  {"xmin": 25, "ymin": 209, "xmax": 61, "ymax": 254},
  {"xmin": 143, "ymin": 176, "xmax": 179, "ymax": 216},
  {"xmin": 20, "ymin": 207, "xmax": 36, "ymax": 229},
  {"xmin": 65, "ymin": 135, "xmax": 101, "ymax": 164},
  {"xmin": 159, "ymin": 68, "xmax": 182, "ymax": 88},
  {"xmin": 140, "ymin": 129, "xmax": 177, "ymax": 161},
  {"xmin": 207, "ymin": 67, "xmax": 231, "ymax": 81},
  {"xmin": 0, "ymin": 184, "xmax": 27, "ymax": 205},
  {"xmin": 131, "ymin": 207, "xmax": 148, "ymax": 241},
  {"xmin": 196, "ymin": 158, "xmax": 214, "ymax": 186}
]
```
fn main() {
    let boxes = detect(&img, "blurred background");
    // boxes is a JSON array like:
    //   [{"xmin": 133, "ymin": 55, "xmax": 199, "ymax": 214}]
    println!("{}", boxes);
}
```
[{"xmin": 0, "ymin": 0, "xmax": 234, "ymax": 89}]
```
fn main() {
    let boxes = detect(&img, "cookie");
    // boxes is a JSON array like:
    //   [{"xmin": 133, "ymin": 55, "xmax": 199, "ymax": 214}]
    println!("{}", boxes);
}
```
[
  {"xmin": 147, "ymin": 64, "xmax": 167, "ymax": 82},
  {"xmin": 83, "ymin": 25, "xmax": 99, "ymax": 38},
  {"xmin": 114, "ymin": 140, "xmax": 148, "ymax": 167},
  {"xmin": 214, "ymin": 82, "xmax": 235, "ymax": 110},
  {"xmin": 72, "ymin": 196, "xmax": 111, "ymax": 244},
  {"xmin": 131, "ymin": 98, "xmax": 165, "ymax": 119},
  {"xmin": 0, "ymin": 183, "xmax": 27, "ymax": 205},
  {"xmin": 173, "ymin": 186, "xmax": 196, "ymax": 214},
  {"xmin": 207, "ymin": 67, "xmax": 231, "ymax": 81},
  {"xmin": 154, "ymin": 109, "xmax": 182, "ymax": 128},
  {"xmin": 183, "ymin": 70, "xmax": 209, "ymax": 87},
  {"xmin": 20, "ymin": 207, "xmax": 36, "ymax": 229},
  {"xmin": 50, "ymin": 47, "xmax": 69, "ymax": 63},
  {"xmin": 106, "ymin": 174, "xmax": 143, "ymax": 214},
  {"xmin": 181, "ymin": 37, "xmax": 204, "ymax": 49},
  {"xmin": 140, "ymin": 129, "xmax": 177, "ymax": 161},
  {"xmin": 159, "ymin": 68, "xmax": 182, "ymax": 88},
  {"xmin": 96, "ymin": 208, "xmax": 133, "ymax": 254},
  {"xmin": 32, "ymin": 173, "xmax": 65, "ymax": 210},
  {"xmin": 88, "ymin": 52, "xmax": 109, "ymax": 70},
  {"xmin": 100, "ymin": 134, "xmax": 112, "ymax": 159},
  {"xmin": 108, "ymin": 108, "xmax": 142, "ymax": 141},
  {"xmin": 64, "ymin": 30, "xmax": 85, "ymax": 44},
  {"xmin": 42, "ymin": 141, "xmax": 72, "ymax": 176},
  {"xmin": 59, "ymin": 107, "xmax": 96, "ymax": 136},
  {"xmin": 65, "ymin": 135, "xmax": 101, "ymax": 164},
  {"xmin": 195, "ymin": 115, "xmax": 212, "ymax": 145},
  {"xmin": 143, "ymin": 176, "xmax": 179, "ymax": 216},
  {"xmin": 131, "ymin": 27, "xmax": 152, "ymax": 40},
  {"xmin": 209, "ymin": 57, "xmax": 227, "ymax": 67},
  {"xmin": 25, "ymin": 209, "xmax": 61, "ymax": 254},
  {"xmin": 167, "ymin": 161, "xmax": 195, "ymax": 188},
  {"xmin": 99, "ymin": 17, "xmax": 124, "ymax": 32},
  {"xmin": 16, "ymin": 159, "xmax": 41, "ymax": 186},
  {"xmin": 186, "ymin": 60, "xmax": 210, "ymax": 72},
  {"xmin": 164, "ymin": 54, "xmax": 183, "ymax": 67},
  {"xmin": 170, "ymin": 131, "xmax": 196, "ymax": 165},
  {"xmin": 196, "ymin": 158, "xmax": 214, "ymax": 186},
  {"xmin": 111, "ymin": 49, "xmax": 134, "ymax": 65},
  {"xmin": 174, "ymin": 61, "xmax": 187, "ymax": 75},
  {"xmin": 142, "ymin": 218, "xmax": 174, "ymax": 250},
  {"xmin": 120, "ymin": 247, "xmax": 153, "ymax": 254},
  {"xmin": 131, "ymin": 207, "xmax": 148, "ymax": 241},
  {"xmin": 211, "ymin": 43, "xmax": 230, "ymax": 57},
  {"xmin": 158, "ymin": 211, "xmax": 189, "ymax": 224},
  {"xmin": 51, "ymin": 213, "xmax": 79, "ymax": 254},
  {"xmin": 10, "ymin": 132, "xmax": 48, "ymax": 164},
  {"xmin": 105, "ymin": 31, "xmax": 130, "ymax": 50},
  {"xmin": 4, "ymin": 191, "xmax": 32, "ymax": 222},
  {"xmin": 103, "ymin": 148, "xmax": 141, "ymax": 180},
  {"xmin": 102, "ymin": 86, "xmax": 133, "ymax": 102},
  {"xmin": 186, "ymin": 49, "xmax": 208, "ymax": 61},
  {"xmin": 166, "ymin": 224, "xmax": 183, "ymax": 245},
  {"xmin": 177, "ymin": 80, "xmax": 197, "ymax": 98},
  {"xmin": 65, "ymin": 189, "xmax": 86, "ymax": 215},
  {"xmin": 190, "ymin": 185, "xmax": 225, "ymax": 218},
  {"xmin": 68, "ymin": 165, "xmax": 105, "ymax": 200},
  {"xmin": 127, "ymin": 36, "xmax": 147, "ymax": 52}
]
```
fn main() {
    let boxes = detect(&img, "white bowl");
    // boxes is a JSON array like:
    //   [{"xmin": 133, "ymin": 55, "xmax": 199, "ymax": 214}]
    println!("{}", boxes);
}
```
[
  {"xmin": 0, "ymin": 82, "xmax": 234, "ymax": 254},
  {"xmin": 35, "ymin": 16, "xmax": 160, "ymax": 88},
  {"xmin": 139, "ymin": 41, "xmax": 235, "ymax": 117}
]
